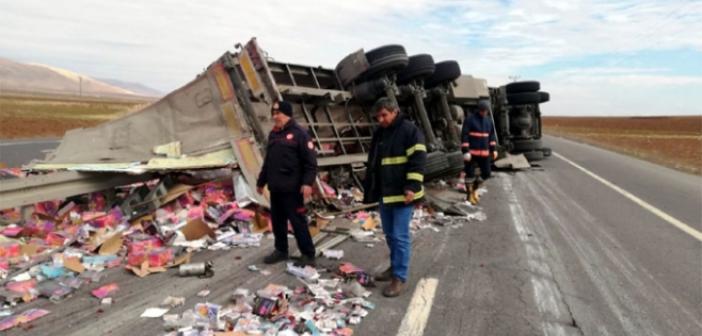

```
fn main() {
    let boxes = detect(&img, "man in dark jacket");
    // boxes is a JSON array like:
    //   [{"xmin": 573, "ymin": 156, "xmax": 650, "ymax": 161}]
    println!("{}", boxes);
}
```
[
  {"xmin": 461, "ymin": 100, "xmax": 498, "ymax": 205},
  {"xmin": 363, "ymin": 97, "xmax": 427, "ymax": 297},
  {"xmin": 256, "ymin": 100, "xmax": 318, "ymax": 266}
]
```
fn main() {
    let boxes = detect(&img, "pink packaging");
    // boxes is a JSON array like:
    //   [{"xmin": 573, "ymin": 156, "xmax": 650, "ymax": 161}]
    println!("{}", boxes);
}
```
[
  {"xmin": 0, "ymin": 242, "xmax": 21, "ymax": 258},
  {"xmin": 147, "ymin": 247, "xmax": 173, "ymax": 267}
]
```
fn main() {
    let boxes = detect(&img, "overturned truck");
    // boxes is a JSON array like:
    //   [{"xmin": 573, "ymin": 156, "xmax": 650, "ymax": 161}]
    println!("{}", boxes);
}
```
[{"xmin": 1, "ymin": 38, "xmax": 549, "ymax": 211}]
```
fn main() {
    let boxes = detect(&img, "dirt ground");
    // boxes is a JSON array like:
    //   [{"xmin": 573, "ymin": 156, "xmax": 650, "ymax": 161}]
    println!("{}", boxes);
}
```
[
  {"xmin": 0, "ymin": 94, "xmax": 150, "ymax": 139},
  {"xmin": 543, "ymin": 116, "xmax": 702, "ymax": 175}
]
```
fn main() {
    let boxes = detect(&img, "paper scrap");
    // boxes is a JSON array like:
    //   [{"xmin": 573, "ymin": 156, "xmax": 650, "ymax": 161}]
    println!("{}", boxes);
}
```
[
  {"xmin": 160, "ymin": 184, "xmax": 195, "ymax": 205},
  {"xmin": 126, "ymin": 260, "xmax": 167, "ymax": 278},
  {"xmin": 180, "ymin": 218, "xmax": 216, "ymax": 241},
  {"xmin": 361, "ymin": 215, "xmax": 378, "ymax": 231},
  {"xmin": 99, "ymin": 232, "xmax": 123, "ymax": 255},
  {"xmin": 64, "ymin": 257, "xmax": 85, "ymax": 273},
  {"xmin": 91, "ymin": 283, "xmax": 119, "ymax": 299},
  {"xmin": 141, "ymin": 307, "xmax": 169, "ymax": 318}
]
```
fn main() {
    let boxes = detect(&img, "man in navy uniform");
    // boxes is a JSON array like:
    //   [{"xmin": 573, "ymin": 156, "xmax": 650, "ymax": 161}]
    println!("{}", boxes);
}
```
[
  {"xmin": 257, "ymin": 100, "xmax": 318, "ymax": 266},
  {"xmin": 461, "ymin": 100, "xmax": 498, "ymax": 205},
  {"xmin": 363, "ymin": 97, "xmax": 427, "ymax": 297}
]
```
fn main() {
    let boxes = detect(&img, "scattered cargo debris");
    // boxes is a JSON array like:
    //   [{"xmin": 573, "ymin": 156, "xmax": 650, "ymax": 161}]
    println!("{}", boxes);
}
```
[{"xmin": 0, "ymin": 37, "xmax": 541, "ymax": 332}]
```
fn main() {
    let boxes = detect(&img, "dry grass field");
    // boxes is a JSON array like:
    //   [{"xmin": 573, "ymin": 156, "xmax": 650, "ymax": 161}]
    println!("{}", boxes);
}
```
[
  {"xmin": 0, "ymin": 94, "xmax": 151, "ymax": 139},
  {"xmin": 543, "ymin": 116, "xmax": 702, "ymax": 175}
]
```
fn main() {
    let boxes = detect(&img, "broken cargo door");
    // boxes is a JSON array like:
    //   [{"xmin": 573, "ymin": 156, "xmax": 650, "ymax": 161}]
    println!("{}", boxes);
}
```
[{"xmin": 207, "ymin": 61, "xmax": 268, "ymax": 206}]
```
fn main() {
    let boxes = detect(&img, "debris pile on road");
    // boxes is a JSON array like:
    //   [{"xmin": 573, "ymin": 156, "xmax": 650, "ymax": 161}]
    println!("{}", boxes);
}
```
[
  {"xmin": 162, "ymin": 265, "xmax": 376, "ymax": 335},
  {"xmin": 0, "ymin": 168, "xmax": 488, "ymax": 332},
  {"xmin": 0, "ymin": 170, "xmax": 278, "ymax": 328}
]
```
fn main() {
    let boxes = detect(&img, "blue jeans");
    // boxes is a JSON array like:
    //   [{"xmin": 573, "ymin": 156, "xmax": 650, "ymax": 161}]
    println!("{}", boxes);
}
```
[{"xmin": 379, "ymin": 202, "xmax": 414, "ymax": 282}]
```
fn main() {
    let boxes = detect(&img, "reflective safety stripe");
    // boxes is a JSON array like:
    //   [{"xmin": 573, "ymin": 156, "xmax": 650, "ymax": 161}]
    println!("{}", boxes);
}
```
[
  {"xmin": 406, "ymin": 143, "xmax": 427, "ymax": 156},
  {"xmin": 407, "ymin": 172, "xmax": 424, "ymax": 182},
  {"xmin": 381, "ymin": 156, "xmax": 408, "ymax": 165},
  {"xmin": 469, "ymin": 132, "xmax": 489, "ymax": 137},
  {"xmin": 461, "ymin": 142, "xmax": 470, "ymax": 148},
  {"xmin": 470, "ymin": 149, "xmax": 490, "ymax": 156},
  {"xmin": 382, "ymin": 187, "xmax": 426, "ymax": 204},
  {"xmin": 489, "ymin": 141, "xmax": 496, "ymax": 146}
]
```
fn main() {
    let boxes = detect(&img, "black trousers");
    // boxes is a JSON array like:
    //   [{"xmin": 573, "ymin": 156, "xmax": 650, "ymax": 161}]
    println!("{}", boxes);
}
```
[
  {"xmin": 270, "ymin": 191, "xmax": 315, "ymax": 258},
  {"xmin": 464, "ymin": 156, "xmax": 491, "ymax": 183}
]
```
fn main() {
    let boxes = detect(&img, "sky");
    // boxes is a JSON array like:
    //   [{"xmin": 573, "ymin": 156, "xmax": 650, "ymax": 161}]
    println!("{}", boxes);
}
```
[{"xmin": 1, "ymin": 0, "xmax": 701, "ymax": 116}]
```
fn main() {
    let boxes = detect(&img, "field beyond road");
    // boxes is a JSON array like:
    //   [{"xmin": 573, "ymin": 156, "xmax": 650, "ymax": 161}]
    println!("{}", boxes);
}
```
[
  {"xmin": 0, "ymin": 93, "xmax": 151, "ymax": 139},
  {"xmin": 543, "ymin": 116, "xmax": 702, "ymax": 175}
]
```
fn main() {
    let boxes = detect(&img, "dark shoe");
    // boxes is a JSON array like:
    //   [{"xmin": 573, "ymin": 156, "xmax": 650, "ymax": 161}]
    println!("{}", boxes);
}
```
[
  {"xmin": 263, "ymin": 250, "xmax": 288, "ymax": 264},
  {"xmin": 297, "ymin": 254, "xmax": 316, "ymax": 267},
  {"xmin": 382, "ymin": 277, "xmax": 405, "ymax": 297},
  {"xmin": 375, "ymin": 267, "xmax": 393, "ymax": 282}
]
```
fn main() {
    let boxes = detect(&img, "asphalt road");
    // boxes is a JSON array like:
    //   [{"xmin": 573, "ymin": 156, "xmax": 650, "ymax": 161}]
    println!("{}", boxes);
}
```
[
  {"xmin": 0, "ymin": 138, "xmax": 59, "ymax": 167},
  {"xmin": 5, "ymin": 135, "xmax": 701, "ymax": 335}
]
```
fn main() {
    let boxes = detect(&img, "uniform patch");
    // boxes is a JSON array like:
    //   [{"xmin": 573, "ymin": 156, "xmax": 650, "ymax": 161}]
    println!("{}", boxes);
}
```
[
  {"xmin": 286, "ymin": 133, "xmax": 294, "ymax": 140},
  {"xmin": 307, "ymin": 141, "xmax": 314, "ymax": 150}
]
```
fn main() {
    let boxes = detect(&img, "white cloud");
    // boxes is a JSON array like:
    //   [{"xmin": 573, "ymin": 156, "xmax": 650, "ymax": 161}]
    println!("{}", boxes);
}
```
[{"xmin": 0, "ymin": 0, "xmax": 700, "ymax": 116}]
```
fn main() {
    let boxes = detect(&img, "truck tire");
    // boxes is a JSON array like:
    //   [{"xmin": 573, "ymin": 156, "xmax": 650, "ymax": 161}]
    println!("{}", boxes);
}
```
[
  {"xmin": 507, "ymin": 92, "xmax": 541, "ymax": 105},
  {"xmin": 512, "ymin": 139, "xmax": 542, "ymax": 152},
  {"xmin": 350, "ymin": 79, "xmax": 385, "ymax": 102},
  {"xmin": 425, "ymin": 151, "xmax": 450, "ymax": 179},
  {"xmin": 524, "ymin": 150, "xmax": 544, "ymax": 162},
  {"xmin": 443, "ymin": 150, "xmax": 465, "ymax": 176},
  {"xmin": 541, "ymin": 147, "xmax": 552, "ymax": 157},
  {"xmin": 361, "ymin": 45, "xmax": 409, "ymax": 80},
  {"xmin": 336, "ymin": 50, "xmax": 368, "ymax": 88},
  {"xmin": 397, "ymin": 54, "xmax": 435, "ymax": 84},
  {"xmin": 424, "ymin": 61, "xmax": 461, "ymax": 88},
  {"xmin": 506, "ymin": 81, "xmax": 540, "ymax": 93},
  {"xmin": 539, "ymin": 91, "xmax": 550, "ymax": 103}
]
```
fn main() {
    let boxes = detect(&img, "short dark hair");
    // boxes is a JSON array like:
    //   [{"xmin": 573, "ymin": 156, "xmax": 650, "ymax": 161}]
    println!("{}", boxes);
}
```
[{"xmin": 372, "ymin": 97, "xmax": 399, "ymax": 114}]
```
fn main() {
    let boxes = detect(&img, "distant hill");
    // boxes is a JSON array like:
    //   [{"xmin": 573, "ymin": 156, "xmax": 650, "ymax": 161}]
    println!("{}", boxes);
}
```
[
  {"xmin": 0, "ymin": 57, "xmax": 161, "ymax": 98},
  {"xmin": 98, "ymin": 78, "xmax": 163, "ymax": 97}
]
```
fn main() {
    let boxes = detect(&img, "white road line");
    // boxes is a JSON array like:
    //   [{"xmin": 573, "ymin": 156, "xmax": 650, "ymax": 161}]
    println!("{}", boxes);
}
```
[
  {"xmin": 396, "ymin": 277, "xmax": 439, "ymax": 336},
  {"xmin": 554, "ymin": 152, "xmax": 702, "ymax": 242}
]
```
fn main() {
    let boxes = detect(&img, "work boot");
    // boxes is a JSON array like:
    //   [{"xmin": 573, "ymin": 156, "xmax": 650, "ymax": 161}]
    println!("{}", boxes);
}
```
[
  {"xmin": 263, "ymin": 250, "xmax": 288, "ymax": 264},
  {"xmin": 467, "ymin": 184, "xmax": 478, "ymax": 205},
  {"xmin": 297, "ymin": 254, "xmax": 316, "ymax": 267},
  {"xmin": 375, "ymin": 267, "xmax": 393, "ymax": 282},
  {"xmin": 382, "ymin": 277, "xmax": 405, "ymax": 297},
  {"xmin": 473, "ymin": 180, "xmax": 483, "ymax": 203}
]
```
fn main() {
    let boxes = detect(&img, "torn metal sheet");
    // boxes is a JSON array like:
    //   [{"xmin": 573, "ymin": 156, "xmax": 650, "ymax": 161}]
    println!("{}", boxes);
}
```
[
  {"xmin": 0, "ymin": 171, "xmax": 154, "ymax": 209},
  {"xmin": 153, "ymin": 141, "xmax": 182, "ymax": 158},
  {"xmin": 29, "ymin": 148, "xmax": 236, "ymax": 174},
  {"xmin": 425, "ymin": 187, "xmax": 474, "ymax": 216},
  {"xmin": 234, "ymin": 173, "xmax": 268, "ymax": 208},
  {"xmin": 31, "ymin": 74, "xmax": 232, "ymax": 166},
  {"xmin": 495, "ymin": 153, "xmax": 531, "ymax": 170}
]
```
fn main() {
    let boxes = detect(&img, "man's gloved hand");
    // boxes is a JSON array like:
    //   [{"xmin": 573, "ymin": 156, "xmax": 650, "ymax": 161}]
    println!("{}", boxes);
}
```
[{"xmin": 463, "ymin": 152, "xmax": 472, "ymax": 162}]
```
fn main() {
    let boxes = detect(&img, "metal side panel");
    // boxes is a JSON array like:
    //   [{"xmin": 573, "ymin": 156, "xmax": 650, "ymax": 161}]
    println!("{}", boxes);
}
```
[
  {"xmin": 0, "ymin": 171, "xmax": 154, "ymax": 209},
  {"xmin": 32, "ymin": 70, "xmax": 232, "ymax": 166}
]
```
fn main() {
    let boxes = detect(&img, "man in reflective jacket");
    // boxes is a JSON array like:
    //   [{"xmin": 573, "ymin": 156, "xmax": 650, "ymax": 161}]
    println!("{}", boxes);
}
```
[
  {"xmin": 461, "ymin": 100, "xmax": 498, "ymax": 205},
  {"xmin": 257, "ymin": 100, "xmax": 318, "ymax": 266},
  {"xmin": 363, "ymin": 97, "xmax": 427, "ymax": 297}
]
